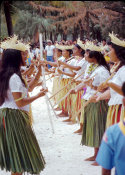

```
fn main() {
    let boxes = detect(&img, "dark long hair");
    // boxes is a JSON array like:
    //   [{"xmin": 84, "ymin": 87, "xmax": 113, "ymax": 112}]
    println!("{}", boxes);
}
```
[
  {"xmin": 122, "ymin": 82, "xmax": 125, "ymax": 97},
  {"xmin": 108, "ymin": 42, "xmax": 125, "ymax": 65},
  {"xmin": 0, "ymin": 49, "xmax": 25, "ymax": 106},
  {"xmin": 88, "ymin": 51, "xmax": 110, "ymax": 72},
  {"xmin": 75, "ymin": 44, "xmax": 85, "ymax": 57},
  {"xmin": 66, "ymin": 49, "xmax": 73, "ymax": 57}
]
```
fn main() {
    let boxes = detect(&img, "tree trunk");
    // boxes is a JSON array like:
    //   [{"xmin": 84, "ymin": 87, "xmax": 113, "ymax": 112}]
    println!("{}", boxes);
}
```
[
  {"xmin": 50, "ymin": 32, "xmax": 53, "ymax": 42},
  {"xmin": 72, "ymin": 26, "xmax": 78, "ymax": 41},
  {"xmin": 62, "ymin": 33, "xmax": 67, "ymax": 41},
  {"xmin": 4, "ymin": 1, "xmax": 13, "ymax": 36},
  {"xmin": 80, "ymin": 28, "xmax": 84, "ymax": 40},
  {"xmin": 45, "ymin": 30, "xmax": 47, "ymax": 40},
  {"xmin": 53, "ymin": 32, "xmax": 57, "ymax": 42},
  {"xmin": 34, "ymin": 27, "xmax": 39, "ymax": 44},
  {"xmin": 86, "ymin": 11, "xmax": 90, "ymax": 39}
]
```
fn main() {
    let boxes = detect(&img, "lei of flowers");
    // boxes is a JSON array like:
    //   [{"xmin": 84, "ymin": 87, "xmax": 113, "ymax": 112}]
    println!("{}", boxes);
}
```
[{"xmin": 86, "ymin": 63, "xmax": 98, "ymax": 76}]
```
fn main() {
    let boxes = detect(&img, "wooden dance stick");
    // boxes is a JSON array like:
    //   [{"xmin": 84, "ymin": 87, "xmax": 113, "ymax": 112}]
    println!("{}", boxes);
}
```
[
  {"xmin": 39, "ymin": 34, "xmax": 56, "ymax": 134},
  {"xmin": 45, "ymin": 73, "xmax": 59, "ymax": 82},
  {"xmin": 77, "ymin": 71, "xmax": 116, "ymax": 116},
  {"xmin": 53, "ymin": 73, "xmax": 97, "ymax": 108},
  {"xmin": 49, "ymin": 70, "xmax": 85, "ymax": 100}
]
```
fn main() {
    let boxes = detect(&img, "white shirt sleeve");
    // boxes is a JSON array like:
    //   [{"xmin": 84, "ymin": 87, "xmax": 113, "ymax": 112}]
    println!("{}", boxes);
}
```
[
  {"xmin": 92, "ymin": 67, "xmax": 110, "ymax": 86},
  {"xmin": 9, "ymin": 74, "xmax": 24, "ymax": 92},
  {"xmin": 118, "ymin": 66, "xmax": 125, "ymax": 83}
]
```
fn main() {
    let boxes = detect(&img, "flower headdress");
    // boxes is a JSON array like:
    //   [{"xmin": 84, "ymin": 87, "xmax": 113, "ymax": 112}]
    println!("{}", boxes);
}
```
[
  {"xmin": 77, "ymin": 38, "xmax": 86, "ymax": 50},
  {"xmin": 0, "ymin": 35, "xmax": 30, "ymax": 52},
  {"xmin": 55, "ymin": 44, "xmax": 74, "ymax": 50},
  {"xmin": 109, "ymin": 32, "xmax": 125, "ymax": 47},
  {"xmin": 85, "ymin": 41, "xmax": 102, "ymax": 52}
]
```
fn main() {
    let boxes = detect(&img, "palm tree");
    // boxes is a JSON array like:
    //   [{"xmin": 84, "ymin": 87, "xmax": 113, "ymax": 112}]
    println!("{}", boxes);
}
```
[{"xmin": 3, "ymin": 1, "xmax": 13, "ymax": 36}]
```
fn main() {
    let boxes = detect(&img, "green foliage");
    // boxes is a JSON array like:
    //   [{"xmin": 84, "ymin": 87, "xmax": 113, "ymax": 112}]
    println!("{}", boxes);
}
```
[{"xmin": 1, "ymin": 1, "xmax": 125, "ymax": 42}]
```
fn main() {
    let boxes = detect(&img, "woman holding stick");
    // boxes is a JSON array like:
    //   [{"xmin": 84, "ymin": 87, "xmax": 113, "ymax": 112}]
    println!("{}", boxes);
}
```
[
  {"xmin": 72, "ymin": 42, "xmax": 110, "ymax": 164},
  {"xmin": 0, "ymin": 36, "xmax": 47, "ymax": 175},
  {"xmin": 97, "ymin": 32, "xmax": 125, "ymax": 128},
  {"xmin": 58, "ymin": 39, "xmax": 87, "ymax": 123},
  {"xmin": 56, "ymin": 45, "xmax": 75, "ymax": 117}
]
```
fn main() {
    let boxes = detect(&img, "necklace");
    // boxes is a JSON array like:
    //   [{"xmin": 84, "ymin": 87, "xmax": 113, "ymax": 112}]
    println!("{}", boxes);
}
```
[
  {"xmin": 110, "ymin": 61, "xmax": 121, "ymax": 74},
  {"xmin": 87, "ymin": 63, "xmax": 98, "ymax": 76}
]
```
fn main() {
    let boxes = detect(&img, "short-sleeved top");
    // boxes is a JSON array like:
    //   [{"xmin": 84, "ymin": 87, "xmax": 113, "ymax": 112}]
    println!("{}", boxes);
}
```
[
  {"xmin": 108, "ymin": 65, "xmax": 125, "ymax": 106},
  {"xmin": 96, "ymin": 121, "xmax": 125, "ymax": 175},
  {"xmin": 0, "ymin": 73, "xmax": 29, "ymax": 112},
  {"xmin": 62, "ymin": 58, "xmax": 76, "ymax": 79},
  {"xmin": 55, "ymin": 56, "xmax": 65, "ymax": 75},
  {"xmin": 83, "ymin": 66, "xmax": 110, "ymax": 100},
  {"xmin": 73, "ymin": 58, "xmax": 88, "ymax": 80},
  {"xmin": 45, "ymin": 45, "xmax": 55, "ymax": 56}
]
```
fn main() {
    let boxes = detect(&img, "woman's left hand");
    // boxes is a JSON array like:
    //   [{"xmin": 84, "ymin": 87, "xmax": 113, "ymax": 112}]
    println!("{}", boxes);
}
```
[{"xmin": 89, "ymin": 95, "xmax": 98, "ymax": 103}]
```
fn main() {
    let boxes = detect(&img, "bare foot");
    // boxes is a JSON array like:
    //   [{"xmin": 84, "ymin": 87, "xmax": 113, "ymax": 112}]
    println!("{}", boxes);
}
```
[
  {"xmin": 91, "ymin": 161, "xmax": 99, "ymax": 166},
  {"xmin": 74, "ymin": 128, "xmax": 82, "ymax": 133},
  {"xmin": 57, "ymin": 112, "xmax": 68, "ymax": 117},
  {"xmin": 63, "ymin": 118, "xmax": 71, "ymax": 122},
  {"xmin": 84, "ymin": 156, "xmax": 96, "ymax": 161},
  {"xmin": 54, "ymin": 107, "xmax": 61, "ymax": 111},
  {"xmin": 78, "ymin": 132, "xmax": 82, "ymax": 135},
  {"xmin": 67, "ymin": 121, "xmax": 76, "ymax": 125}
]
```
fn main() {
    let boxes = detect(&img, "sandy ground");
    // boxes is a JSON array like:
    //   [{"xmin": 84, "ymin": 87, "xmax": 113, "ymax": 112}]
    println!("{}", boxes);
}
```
[{"xmin": 0, "ymin": 77, "xmax": 115, "ymax": 175}]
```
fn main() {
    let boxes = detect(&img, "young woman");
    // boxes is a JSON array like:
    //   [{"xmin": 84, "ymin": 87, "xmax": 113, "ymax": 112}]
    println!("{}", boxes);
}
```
[
  {"xmin": 81, "ymin": 50, "xmax": 110, "ymax": 165},
  {"xmin": 0, "ymin": 42, "xmax": 47, "ymax": 174},
  {"xmin": 72, "ymin": 46, "xmax": 110, "ymax": 164},
  {"xmin": 97, "ymin": 33, "xmax": 125, "ymax": 127},
  {"xmin": 56, "ymin": 46, "xmax": 75, "ymax": 117},
  {"xmin": 58, "ymin": 42, "xmax": 87, "ymax": 123}
]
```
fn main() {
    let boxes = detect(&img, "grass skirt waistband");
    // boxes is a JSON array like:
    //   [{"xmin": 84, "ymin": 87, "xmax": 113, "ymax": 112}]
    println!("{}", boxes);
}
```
[
  {"xmin": 0, "ymin": 108, "xmax": 45, "ymax": 174},
  {"xmin": 81, "ymin": 100, "xmax": 108, "ymax": 148}
]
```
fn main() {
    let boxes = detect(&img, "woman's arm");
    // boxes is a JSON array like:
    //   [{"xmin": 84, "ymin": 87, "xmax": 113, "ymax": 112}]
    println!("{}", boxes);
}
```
[
  {"xmin": 96, "ymin": 89, "xmax": 111, "ymax": 102},
  {"xmin": 22, "ymin": 64, "xmax": 35, "ymax": 77},
  {"xmin": 28, "ymin": 65, "xmax": 42, "ymax": 92},
  {"xmin": 108, "ymin": 82, "xmax": 123, "ymax": 96},
  {"xmin": 58, "ymin": 60, "xmax": 81, "ymax": 71},
  {"xmin": 102, "ymin": 168, "xmax": 111, "ymax": 175},
  {"xmin": 43, "ymin": 60, "xmax": 58, "ymax": 67},
  {"xmin": 12, "ymin": 89, "xmax": 48, "ymax": 108},
  {"xmin": 70, "ymin": 81, "xmax": 86, "ymax": 94},
  {"xmin": 57, "ymin": 68, "xmax": 76, "ymax": 77}
]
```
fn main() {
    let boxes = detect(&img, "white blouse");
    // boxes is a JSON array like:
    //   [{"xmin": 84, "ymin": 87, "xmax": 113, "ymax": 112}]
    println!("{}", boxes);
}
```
[
  {"xmin": 108, "ymin": 65, "xmax": 125, "ymax": 106},
  {"xmin": 62, "ymin": 58, "xmax": 76, "ymax": 79},
  {"xmin": 0, "ymin": 73, "xmax": 29, "ymax": 112},
  {"xmin": 73, "ymin": 58, "xmax": 88, "ymax": 80},
  {"xmin": 83, "ymin": 66, "xmax": 110, "ymax": 100}
]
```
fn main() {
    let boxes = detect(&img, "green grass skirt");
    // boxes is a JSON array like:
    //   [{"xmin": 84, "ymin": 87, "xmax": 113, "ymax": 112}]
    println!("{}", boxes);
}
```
[
  {"xmin": 81, "ymin": 100, "xmax": 108, "ymax": 148},
  {"xmin": 0, "ymin": 108, "xmax": 45, "ymax": 174}
]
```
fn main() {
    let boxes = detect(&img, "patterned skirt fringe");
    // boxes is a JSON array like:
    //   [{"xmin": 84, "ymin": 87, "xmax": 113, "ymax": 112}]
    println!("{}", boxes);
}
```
[
  {"xmin": 0, "ymin": 108, "xmax": 45, "ymax": 174},
  {"xmin": 106, "ymin": 104, "xmax": 125, "ymax": 128},
  {"xmin": 59, "ymin": 78, "xmax": 72, "ymax": 113},
  {"xmin": 52, "ymin": 77, "xmax": 60, "ymax": 104},
  {"xmin": 81, "ymin": 100, "xmax": 108, "ymax": 148},
  {"xmin": 69, "ymin": 82, "xmax": 84, "ymax": 123}
]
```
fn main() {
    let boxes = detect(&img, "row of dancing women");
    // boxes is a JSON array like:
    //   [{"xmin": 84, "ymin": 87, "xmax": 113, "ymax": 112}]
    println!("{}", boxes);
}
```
[
  {"xmin": 41, "ymin": 33, "xmax": 125, "ymax": 166},
  {"xmin": 0, "ymin": 32, "xmax": 125, "ymax": 174}
]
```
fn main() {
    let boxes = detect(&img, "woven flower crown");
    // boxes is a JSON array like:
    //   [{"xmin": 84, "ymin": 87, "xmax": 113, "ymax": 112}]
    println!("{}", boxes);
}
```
[
  {"xmin": 0, "ymin": 35, "xmax": 30, "ymax": 52},
  {"xmin": 55, "ymin": 44, "xmax": 74, "ymax": 50},
  {"xmin": 77, "ymin": 38, "xmax": 86, "ymax": 50},
  {"xmin": 109, "ymin": 32, "xmax": 125, "ymax": 47},
  {"xmin": 85, "ymin": 41, "xmax": 102, "ymax": 52}
]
